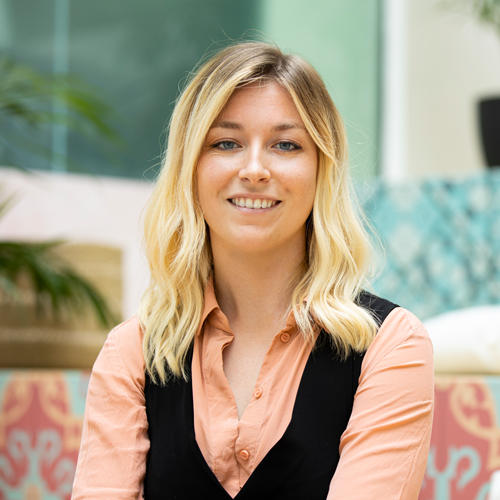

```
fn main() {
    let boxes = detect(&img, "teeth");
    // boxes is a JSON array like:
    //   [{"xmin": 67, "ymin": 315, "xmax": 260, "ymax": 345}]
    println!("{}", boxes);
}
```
[{"xmin": 231, "ymin": 198, "xmax": 277, "ymax": 209}]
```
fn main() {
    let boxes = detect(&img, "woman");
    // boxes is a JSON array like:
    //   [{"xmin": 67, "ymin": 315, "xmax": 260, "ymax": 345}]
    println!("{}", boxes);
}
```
[{"xmin": 72, "ymin": 42, "xmax": 434, "ymax": 500}]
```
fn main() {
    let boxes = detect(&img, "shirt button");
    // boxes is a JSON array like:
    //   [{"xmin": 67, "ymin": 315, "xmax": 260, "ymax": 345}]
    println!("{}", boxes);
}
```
[
  {"xmin": 240, "ymin": 450, "xmax": 249, "ymax": 460},
  {"xmin": 280, "ymin": 332, "xmax": 290, "ymax": 343},
  {"xmin": 254, "ymin": 388, "xmax": 263, "ymax": 398}
]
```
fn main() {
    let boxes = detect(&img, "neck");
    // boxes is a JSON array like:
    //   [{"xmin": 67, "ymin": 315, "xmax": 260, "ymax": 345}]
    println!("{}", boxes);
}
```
[{"xmin": 211, "ymin": 237, "xmax": 306, "ymax": 339}]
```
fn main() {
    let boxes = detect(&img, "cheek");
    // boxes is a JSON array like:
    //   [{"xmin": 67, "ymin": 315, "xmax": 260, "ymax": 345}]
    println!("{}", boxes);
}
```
[
  {"xmin": 197, "ymin": 155, "xmax": 229, "ymax": 189},
  {"xmin": 196, "ymin": 160, "xmax": 226, "ymax": 219},
  {"xmin": 293, "ymin": 162, "xmax": 317, "ymax": 211}
]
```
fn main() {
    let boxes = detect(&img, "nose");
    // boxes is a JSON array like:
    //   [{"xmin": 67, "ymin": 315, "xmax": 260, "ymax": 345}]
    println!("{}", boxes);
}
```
[{"xmin": 238, "ymin": 148, "xmax": 271, "ymax": 184}]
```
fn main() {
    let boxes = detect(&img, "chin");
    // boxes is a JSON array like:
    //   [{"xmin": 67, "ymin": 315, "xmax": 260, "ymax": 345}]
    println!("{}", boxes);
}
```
[{"xmin": 215, "ymin": 231, "xmax": 277, "ymax": 254}]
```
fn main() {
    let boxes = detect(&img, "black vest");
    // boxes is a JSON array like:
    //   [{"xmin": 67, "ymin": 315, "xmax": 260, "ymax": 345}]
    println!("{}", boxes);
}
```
[{"xmin": 144, "ymin": 292, "xmax": 397, "ymax": 499}]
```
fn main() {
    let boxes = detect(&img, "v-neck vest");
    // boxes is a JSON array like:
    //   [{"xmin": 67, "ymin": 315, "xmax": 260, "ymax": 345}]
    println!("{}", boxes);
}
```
[{"xmin": 144, "ymin": 292, "xmax": 398, "ymax": 499}]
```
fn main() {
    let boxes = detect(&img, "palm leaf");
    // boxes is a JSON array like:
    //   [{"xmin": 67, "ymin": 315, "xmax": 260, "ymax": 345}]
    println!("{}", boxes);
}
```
[
  {"xmin": 0, "ymin": 240, "xmax": 119, "ymax": 328},
  {"xmin": 0, "ymin": 189, "xmax": 15, "ymax": 219},
  {"xmin": 0, "ymin": 57, "xmax": 124, "ymax": 169}
]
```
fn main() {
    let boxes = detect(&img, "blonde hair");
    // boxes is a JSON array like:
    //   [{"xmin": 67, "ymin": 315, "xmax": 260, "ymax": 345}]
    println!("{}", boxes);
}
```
[{"xmin": 139, "ymin": 42, "xmax": 378, "ymax": 383}]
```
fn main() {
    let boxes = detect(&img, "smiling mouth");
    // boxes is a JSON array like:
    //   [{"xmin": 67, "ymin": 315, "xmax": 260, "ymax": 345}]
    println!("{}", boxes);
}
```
[{"xmin": 229, "ymin": 198, "xmax": 280, "ymax": 209}]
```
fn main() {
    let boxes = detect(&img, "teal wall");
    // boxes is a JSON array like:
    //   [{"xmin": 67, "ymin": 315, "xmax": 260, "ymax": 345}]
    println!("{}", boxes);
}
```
[
  {"xmin": 1, "ymin": 0, "xmax": 381, "ymax": 179},
  {"xmin": 262, "ymin": 0, "xmax": 382, "ymax": 178},
  {"xmin": 67, "ymin": 0, "xmax": 260, "ymax": 178}
]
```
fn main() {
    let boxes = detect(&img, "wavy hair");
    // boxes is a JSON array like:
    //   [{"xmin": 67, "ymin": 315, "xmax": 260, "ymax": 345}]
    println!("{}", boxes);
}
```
[{"xmin": 139, "ymin": 42, "xmax": 378, "ymax": 383}]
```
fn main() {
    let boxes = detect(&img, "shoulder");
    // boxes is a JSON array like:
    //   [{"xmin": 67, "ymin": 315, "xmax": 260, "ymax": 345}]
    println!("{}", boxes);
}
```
[
  {"xmin": 357, "ymin": 291, "xmax": 432, "ymax": 360},
  {"xmin": 93, "ymin": 316, "xmax": 145, "ymax": 388},
  {"xmin": 362, "ymin": 306, "xmax": 434, "ymax": 376},
  {"xmin": 106, "ymin": 316, "xmax": 144, "ymax": 361},
  {"xmin": 379, "ymin": 306, "xmax": 431, "ymax": 346}
]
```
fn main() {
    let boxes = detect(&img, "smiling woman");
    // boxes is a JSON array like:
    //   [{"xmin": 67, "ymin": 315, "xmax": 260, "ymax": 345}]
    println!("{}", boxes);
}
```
[{"xmin": 71, "ymin": 43, "xmax": 434, "ymax": 500}]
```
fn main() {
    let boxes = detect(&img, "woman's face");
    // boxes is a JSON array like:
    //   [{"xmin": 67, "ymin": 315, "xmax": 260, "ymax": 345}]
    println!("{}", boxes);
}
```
[{"xmin": 197, "ymin": 80, "xmax": 318, "ymax": 256}]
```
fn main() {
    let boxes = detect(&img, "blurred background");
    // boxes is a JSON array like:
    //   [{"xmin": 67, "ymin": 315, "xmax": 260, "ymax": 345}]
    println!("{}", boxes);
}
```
[{"xmin": 0, "ymin": 1, "xmax": 500, "ymax": 499}]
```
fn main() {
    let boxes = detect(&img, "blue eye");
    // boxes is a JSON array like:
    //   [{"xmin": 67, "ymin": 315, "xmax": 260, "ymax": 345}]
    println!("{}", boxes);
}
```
[
  {"xmin": 214, "ymin": 141, "xmax": 237, "ymax": 150},
  {"xmin": 276, "ymin": 141, "xmax": 300, "ymax": 151}
]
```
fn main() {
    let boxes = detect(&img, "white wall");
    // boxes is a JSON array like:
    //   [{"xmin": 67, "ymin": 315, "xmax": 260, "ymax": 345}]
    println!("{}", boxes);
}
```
[
  {"xmin": 0, "ymin": 168, "xmax": 153, "ymax": 319},
  {"xmin": 384, "ymin": 0, "xmax": 500, "ymax": 179}
]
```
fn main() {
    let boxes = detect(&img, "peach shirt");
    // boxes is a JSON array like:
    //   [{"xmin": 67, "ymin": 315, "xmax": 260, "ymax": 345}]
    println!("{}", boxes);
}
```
[{"xmin": 72, "ymin": 287, "xmax": 434, "ymax": 500}]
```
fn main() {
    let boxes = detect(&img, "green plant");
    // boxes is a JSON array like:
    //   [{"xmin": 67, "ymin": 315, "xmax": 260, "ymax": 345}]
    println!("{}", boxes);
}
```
[
  {"xmin": 0, "ymin": 241, "xmax": 118, "ymax": 328},
  {"xmin": 0, "ymin": 56, "xmax": 122, "ymax": 169}
]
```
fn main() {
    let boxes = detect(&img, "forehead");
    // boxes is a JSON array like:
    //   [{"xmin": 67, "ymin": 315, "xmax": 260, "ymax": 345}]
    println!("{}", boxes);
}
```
[{"xmin": 213, "ymin": 80, "xmax": 305, "ymax": 126}]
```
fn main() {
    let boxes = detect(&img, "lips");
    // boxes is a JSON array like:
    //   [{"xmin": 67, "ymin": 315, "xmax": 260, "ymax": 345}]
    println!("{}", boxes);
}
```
[{"xmin": 229, "ymin": 198, "xmax": 280, "ymax": 209}]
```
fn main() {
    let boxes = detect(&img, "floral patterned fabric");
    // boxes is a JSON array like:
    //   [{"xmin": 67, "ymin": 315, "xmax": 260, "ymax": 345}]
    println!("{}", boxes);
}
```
[
  {"xmin": 0, "ymin": 371, "xmax": 90, "ymax": 500},
  {"xmin": 420, "ymin": 376, "xmax": 500, "ymax": 500}
]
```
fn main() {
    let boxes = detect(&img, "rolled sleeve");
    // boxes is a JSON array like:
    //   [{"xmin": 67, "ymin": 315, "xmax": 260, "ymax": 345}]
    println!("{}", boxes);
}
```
[
  {"xmin": 328, "ymin": 308, "xmax": 434, "ymax": 499},
  {"xmin": 72, "ymin": 317, "xmax": 149, "ymax": 500}
]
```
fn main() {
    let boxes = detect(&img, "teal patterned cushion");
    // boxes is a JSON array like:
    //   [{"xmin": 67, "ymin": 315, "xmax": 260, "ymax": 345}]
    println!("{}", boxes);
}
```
[{"xmin": 360, "ymin": 170, "xmax": 500, "ymax": 320}]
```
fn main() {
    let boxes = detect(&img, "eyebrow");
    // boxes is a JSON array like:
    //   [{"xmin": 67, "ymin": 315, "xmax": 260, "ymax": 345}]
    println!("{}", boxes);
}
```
[
  {"xmin": 210, "ymin": 120, "xmax": 243, "ymax": 130},
  {"xmin": 272, "ymin": 123, "xmax": 306, "ymax": 132},
  {"xmin": 210, "ymin": 121, "xmax": 306, "ymax": 132}
]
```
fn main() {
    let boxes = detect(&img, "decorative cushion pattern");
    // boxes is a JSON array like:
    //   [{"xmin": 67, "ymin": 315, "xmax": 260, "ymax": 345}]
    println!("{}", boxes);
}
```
[
  {"xmin": 362, "ymin": 171, "xmax": 500, "ymax": 320},
  {"xmin": 0, "ymin": 370, "xmax": 89, "ymax": 499}
]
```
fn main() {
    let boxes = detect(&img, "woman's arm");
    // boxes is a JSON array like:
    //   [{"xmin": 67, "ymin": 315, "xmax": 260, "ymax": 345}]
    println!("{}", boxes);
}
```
[
  {"xmin": 71, "ymin": 317, "xmax": 149, "ymax": 500},
  {"xmin": 328, "ymin": 308, "xmax": 434, "ymax": 499}
]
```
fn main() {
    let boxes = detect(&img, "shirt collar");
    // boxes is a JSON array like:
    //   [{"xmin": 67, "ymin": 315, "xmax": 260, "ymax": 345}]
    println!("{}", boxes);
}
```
[
  {"xmin": 196, "ymin": 276, "xmax": 300, "ymax": 337},
  {"xmin": 196, "ymin": 277, "xmax": 219, "ymax": 336}
]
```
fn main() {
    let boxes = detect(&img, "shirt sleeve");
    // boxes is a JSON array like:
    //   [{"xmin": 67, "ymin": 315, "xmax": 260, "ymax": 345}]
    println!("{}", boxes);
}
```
[
  {"xmin": 71, "ymin": 317, "xmax": 150, "ymax": 500},
  {"xmin": 327, "ymin": 307, "xmax": 434, "ymax": 500}
]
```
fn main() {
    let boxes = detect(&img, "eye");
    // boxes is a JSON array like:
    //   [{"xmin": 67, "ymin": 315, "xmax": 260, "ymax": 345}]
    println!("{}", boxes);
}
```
[
  {"xmin": 274, "ymin": 141, "xmax": 301, "ymax": 151},
  {"xmin": 212, "ymin": 140, "xmax": 238, "ymax": 150}
]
